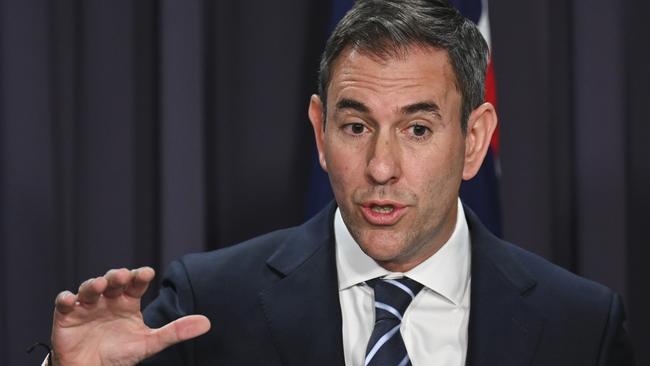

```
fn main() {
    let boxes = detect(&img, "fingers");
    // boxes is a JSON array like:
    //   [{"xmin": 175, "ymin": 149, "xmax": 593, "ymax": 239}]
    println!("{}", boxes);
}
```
[
  {"xmin": 77, "ymin": 277, "xmax": 107, "ymax": 304},
  {"xmin": 55, "ymin": 276, "xmax": 108, "ymax": 314},
  {"xmin": 149, "ymin": 315, "xmax": 211, "ymax": 355},
  {"xmin": 103, "ymin": 268, "xmax": 133, "ymax": 298},
  {"xmin": 55, "ymin": 266, "xmax": 155, "ymax": 313},
  {"xmin": 124, "ymin": 267, "xmax": 155, "ymax": 298},
  {"xmin": 55, "ymin": 291, "xmax": 78, "ymax": 314},
  {"xmin": 103, "ymin": 267, "xmax": 156, "ymax": 299}
]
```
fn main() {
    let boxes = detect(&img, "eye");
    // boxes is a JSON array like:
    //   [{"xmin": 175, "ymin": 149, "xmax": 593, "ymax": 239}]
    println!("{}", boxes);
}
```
[
  {"xmin": 412, "ymin": 125, "xmax": 428, "ymax": 136},
  {"xmin": 406, "ymin": 124, "xmax": 431, "ymax": 139},
  {"xmin": 343, "ymin": 123, "xmax": 368, "ymax": 135}
]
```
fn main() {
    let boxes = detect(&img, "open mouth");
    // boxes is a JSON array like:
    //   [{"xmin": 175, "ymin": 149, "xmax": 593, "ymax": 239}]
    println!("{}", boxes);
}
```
[
  {"xmin": 371, "ymin": 204, "xmax": 395, "ymax": 214},
  {"xmin": 360, "ymin": 201, "xmax": 407, "ymax": 225}
]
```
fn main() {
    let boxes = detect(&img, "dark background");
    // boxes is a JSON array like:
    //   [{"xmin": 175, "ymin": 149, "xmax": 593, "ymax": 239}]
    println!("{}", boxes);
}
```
[{"xmin": 1, "ymin": 0, "xmax": 648, "ymax": 365}]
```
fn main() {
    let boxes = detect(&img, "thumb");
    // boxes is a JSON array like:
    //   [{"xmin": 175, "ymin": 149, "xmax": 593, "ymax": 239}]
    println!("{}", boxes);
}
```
[{"xmin": 148, "ymin": 315, "xmax": 211, "ymax": 356}]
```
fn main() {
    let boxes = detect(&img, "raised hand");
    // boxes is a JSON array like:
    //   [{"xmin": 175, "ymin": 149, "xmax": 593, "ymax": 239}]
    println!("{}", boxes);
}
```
[{"xmin": 50, "ymin": 267, "xmax": 210, "ymax": 366}]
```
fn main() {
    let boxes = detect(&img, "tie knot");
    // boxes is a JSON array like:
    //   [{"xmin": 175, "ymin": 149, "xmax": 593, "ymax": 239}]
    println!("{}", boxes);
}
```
[{"xmin": 368, "ymin": 277, "xmax": 423, "ymax": 321}]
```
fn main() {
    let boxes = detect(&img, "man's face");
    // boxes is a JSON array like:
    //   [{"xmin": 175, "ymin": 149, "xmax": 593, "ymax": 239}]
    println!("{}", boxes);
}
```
[{"xmin": 310, "ymin": 46, "xmax": 479, "ymax": 272}]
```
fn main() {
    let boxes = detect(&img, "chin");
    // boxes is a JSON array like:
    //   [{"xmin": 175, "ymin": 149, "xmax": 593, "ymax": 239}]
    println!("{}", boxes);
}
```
[{"xmin": 358, "ymin": 231, "xmax": 407, "ymax": 262}]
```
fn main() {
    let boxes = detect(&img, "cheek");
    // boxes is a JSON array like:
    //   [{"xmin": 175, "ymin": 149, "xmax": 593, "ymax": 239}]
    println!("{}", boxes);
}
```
[
  {"xmin": 405, "ymin": 147, "xmax": 462, "ymax": 196},
  {"xmin": 325, "ymin": 138, "xmax": 366, "ymax": 176},
  {"xmin": 324, "ymin": 147, "xmax": 358, "ymax": 196}
]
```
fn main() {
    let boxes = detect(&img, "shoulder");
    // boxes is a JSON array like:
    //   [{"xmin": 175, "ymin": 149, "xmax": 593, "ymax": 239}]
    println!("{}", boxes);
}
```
[
  {"xmin": 169, "ymin": 226, "xmax": 299, "ymax": 291},
  {"xmin": 182, "ymin": 227, "xmax": 295, "ymax": 270},
  {"xmin": 495, "ymin": 239, "xmax": 634, "ymax": 362},
  {"xmin": 497, "ymin": 239, "xmax": 614, "ymax": 307},
  {"xmin": 465, "ymin": 205, "xmax": 615, "ymax": 308},
  {"xmin": 176, "ymin": 202, "xmax": 337, "ymax": 284},
  {"xmin": 468, "ymin": 232, "xmax": 634, "ymax": 363},
  {"xmin": 478, "ymin": 232, "xmax": 625, "ymax": 354},
  {"xmin": 465, "ymin": 204, "xmax": 618, "ymax": 323}
]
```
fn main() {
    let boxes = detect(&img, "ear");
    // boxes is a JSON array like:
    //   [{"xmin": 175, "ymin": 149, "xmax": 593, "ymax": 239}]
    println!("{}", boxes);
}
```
[
  {"xmin": 462, "ymin": 102, "xmax": 498, "ymax": 180},
  {"xmin": 308, "ymin": 94, "xmax": 328, "ymax": 172}
]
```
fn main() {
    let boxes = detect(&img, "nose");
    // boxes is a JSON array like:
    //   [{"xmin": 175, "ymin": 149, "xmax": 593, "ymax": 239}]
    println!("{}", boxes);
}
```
[{"xmin": 365, "ymin": 132, "xmax": 401, "ymax": 185}]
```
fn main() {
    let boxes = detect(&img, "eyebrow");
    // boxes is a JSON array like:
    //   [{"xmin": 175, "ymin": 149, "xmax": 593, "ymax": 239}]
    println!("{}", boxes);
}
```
[
  {"xmin": 335, "ymin": 98, "xmax": 440, "ymax": 117},
  {"xmin": 401, "ymin": 101, "xmax": 440, "ymax": 115},
  {"xmin": 335, "ymin": 98, "xmax": 370, "ymax": 113}
]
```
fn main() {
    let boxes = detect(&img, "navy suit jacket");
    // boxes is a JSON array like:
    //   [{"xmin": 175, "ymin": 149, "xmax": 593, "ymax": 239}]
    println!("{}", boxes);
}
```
[{"xmin": 142, "ymin": 202, "xmax": 634, "ymax": 365}]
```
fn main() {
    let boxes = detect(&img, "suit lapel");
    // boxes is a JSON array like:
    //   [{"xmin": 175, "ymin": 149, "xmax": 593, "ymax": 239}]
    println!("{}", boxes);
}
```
[
  {"xmin": 259, "ymin": 203, "xmax": 345, "ymax": 366},
  {"xmin": 258, "ymin": 202, "xmax": 544, "ymax": 366},
  {"xmin": 464, "ymin": 207, "xmax": 544, "ymax": 366}
]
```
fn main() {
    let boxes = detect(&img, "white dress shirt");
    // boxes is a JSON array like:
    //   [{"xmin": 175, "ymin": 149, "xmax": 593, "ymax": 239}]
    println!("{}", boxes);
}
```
[{"xmin": 335, "ymin": 199, "xmax": 471, "ymax": 366}]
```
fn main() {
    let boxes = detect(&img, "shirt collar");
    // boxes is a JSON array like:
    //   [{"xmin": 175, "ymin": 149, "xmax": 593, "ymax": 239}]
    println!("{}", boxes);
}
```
[{"xmin": 335, "ymin": 199, "xmax": 471, "ymax": 305}]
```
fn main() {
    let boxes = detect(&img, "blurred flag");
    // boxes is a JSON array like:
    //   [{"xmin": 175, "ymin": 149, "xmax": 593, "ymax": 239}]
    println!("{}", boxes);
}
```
[
  {"xmin": 452, "ymin": 0, "xmax": 502, "ymax": 236},
  {"xmin": 306, "ymin": 0, "xmax": 502, "ymax": 238}
]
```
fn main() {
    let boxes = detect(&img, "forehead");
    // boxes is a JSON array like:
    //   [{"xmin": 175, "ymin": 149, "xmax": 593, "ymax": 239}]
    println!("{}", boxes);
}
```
[{"xmin": 327, "ymin": 45, "xmax": 460, "ymax": 110}]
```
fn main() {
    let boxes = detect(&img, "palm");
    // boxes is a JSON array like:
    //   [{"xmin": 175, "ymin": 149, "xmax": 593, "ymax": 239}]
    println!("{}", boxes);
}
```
[{"xmin": 51, "ymin": 268, "xmax": 210, "ymax": 366}]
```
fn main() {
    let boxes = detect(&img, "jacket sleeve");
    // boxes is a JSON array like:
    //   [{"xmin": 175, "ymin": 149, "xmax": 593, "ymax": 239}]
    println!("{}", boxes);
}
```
[
  {"xmin": 598, "ymin": 293, "xmax": 635, "ymax": 366},
  {"xmin": 139, "ymin": 260, "xmax": 198, "ymax": 366}
]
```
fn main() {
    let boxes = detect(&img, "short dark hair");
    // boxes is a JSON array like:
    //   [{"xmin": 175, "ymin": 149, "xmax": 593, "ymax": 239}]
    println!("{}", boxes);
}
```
[{"xmin": 318, "ymin": 0, "xmax": 489, "ymax": 132}]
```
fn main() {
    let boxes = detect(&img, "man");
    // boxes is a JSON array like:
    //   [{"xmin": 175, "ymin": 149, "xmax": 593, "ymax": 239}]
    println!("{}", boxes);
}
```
[{"xmin": 48, "ymin": 0, "xmax": 634, "ymax": 365}]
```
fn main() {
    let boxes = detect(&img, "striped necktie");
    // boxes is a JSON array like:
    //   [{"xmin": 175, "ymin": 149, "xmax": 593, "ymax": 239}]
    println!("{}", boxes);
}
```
[{"xmin": 365, "ymin": 277, "xmax": 424, "ymax": 366}]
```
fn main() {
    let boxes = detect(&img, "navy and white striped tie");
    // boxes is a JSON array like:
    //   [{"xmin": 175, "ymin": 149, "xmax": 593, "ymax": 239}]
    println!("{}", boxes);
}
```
[{"xmin": 365, "ymin": 277, "xmax": 424, "ymax": 366}]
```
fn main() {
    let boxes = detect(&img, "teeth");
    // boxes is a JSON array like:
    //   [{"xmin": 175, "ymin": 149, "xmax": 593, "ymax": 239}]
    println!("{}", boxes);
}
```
[{"xmin": 372, "ymin": 205, "xmax": 394, "ymax": 213}]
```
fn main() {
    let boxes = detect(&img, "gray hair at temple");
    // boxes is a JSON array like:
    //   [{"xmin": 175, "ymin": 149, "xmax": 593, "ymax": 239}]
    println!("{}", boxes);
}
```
[{"xmin": 317, "ymin": 0, "xmax": 489, "ymax": 133}]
